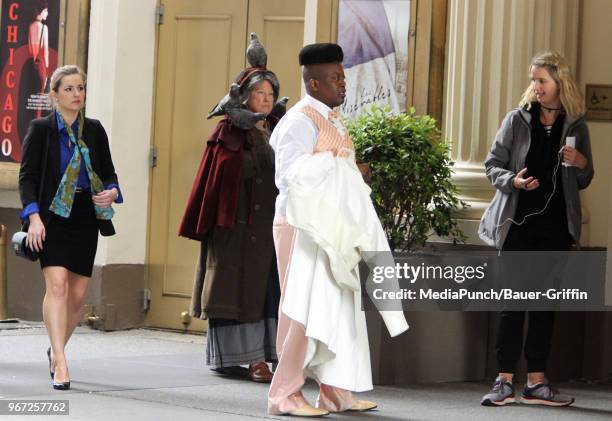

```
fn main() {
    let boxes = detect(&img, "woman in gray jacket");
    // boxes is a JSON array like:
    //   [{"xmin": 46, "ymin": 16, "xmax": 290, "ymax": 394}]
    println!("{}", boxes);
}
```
[{"xmin": 479, "ymin": 51, "xmax": 593, "ymax": 407}]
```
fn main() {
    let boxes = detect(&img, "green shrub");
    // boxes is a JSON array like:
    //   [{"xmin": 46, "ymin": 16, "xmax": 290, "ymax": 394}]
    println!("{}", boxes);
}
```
[{"xmin": 346, "ymin": 106, "xmax": 467, "ymax": 251}]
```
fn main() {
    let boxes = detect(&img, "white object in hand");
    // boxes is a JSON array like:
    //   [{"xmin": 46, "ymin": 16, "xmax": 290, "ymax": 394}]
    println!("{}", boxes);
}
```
[{"xmin": 562, "ymin": 136, "xmax": 576, "ymax": 167}]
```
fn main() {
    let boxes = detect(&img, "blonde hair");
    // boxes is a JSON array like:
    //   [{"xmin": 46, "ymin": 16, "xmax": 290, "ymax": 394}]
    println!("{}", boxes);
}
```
[
  {"xmin": 518, "ymin": 51, "xmax": 585, "ymax": 118},
  {"xmin": 50, "ymin": 65, "xmax": 86, "ymax": 93}
]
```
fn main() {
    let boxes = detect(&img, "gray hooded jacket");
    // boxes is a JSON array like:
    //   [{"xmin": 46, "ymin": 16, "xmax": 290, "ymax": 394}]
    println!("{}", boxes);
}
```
[{"xmin": 478, "ymin": 107, "xmax": 594, "ymax": 249}]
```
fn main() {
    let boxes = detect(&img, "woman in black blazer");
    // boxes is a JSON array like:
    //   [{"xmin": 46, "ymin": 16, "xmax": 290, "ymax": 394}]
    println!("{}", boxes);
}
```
[{"xmin": 19, "ymin": 65, "xmax": 122, "ymax": 390}]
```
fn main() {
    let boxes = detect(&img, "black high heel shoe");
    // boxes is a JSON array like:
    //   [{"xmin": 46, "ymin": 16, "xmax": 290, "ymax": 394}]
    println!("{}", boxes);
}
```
[
  {"xmin": 46, "ymin": 347, "xmax": 54, "ymax": 379},
  {"xmin": 52, "ymin": 369, "xmax": 70, "ymax": 391},
  {"xmin": 52, "ymin": 380, "xmax": 71, "ymax": 391},
  {"xmin": 51, "ymin": 360, "xmax": 70, "ymax": 391}
]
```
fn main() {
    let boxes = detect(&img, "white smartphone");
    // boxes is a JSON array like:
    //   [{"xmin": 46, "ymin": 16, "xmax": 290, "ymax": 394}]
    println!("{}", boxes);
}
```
[{"xmin": 562, "ymin": 136, "xmax": 576, "ymax": 167}]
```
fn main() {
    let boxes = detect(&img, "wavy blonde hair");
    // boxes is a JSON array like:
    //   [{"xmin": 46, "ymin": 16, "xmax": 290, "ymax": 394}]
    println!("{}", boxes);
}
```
[{"xmin": 519, "ymin": 51, "xmax": 585, "ymax": 118}]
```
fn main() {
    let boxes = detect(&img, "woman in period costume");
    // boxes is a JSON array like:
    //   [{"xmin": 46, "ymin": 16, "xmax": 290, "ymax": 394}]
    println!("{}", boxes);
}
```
[{"xmin": 179, "ymin": 36, "xmax": 286, "ymax": 382}]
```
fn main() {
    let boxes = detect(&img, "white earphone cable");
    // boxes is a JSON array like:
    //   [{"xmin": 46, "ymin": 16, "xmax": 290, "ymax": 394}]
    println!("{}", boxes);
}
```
[{"xmin": 495, "ymin": 146, "xmax": 565, "ymax": 228}]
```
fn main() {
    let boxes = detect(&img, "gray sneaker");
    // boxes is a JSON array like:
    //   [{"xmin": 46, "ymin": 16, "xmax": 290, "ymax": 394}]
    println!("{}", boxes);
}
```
[
  {"xmin": 521, "ymin": 381, "xmax": 574, "ymax": 406},
  {"xmin": 481, "ymin": 376, "xmax": 516, "ymax": 406}
]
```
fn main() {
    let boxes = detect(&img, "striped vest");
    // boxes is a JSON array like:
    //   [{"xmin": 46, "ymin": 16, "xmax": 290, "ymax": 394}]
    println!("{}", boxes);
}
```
[{"xmin": 299, "ymin": 106, "xmax": 354, "ymax": 157}]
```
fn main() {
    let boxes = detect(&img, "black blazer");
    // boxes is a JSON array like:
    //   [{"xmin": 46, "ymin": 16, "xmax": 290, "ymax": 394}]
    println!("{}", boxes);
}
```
[{"xmin": 18, "ymin": 112, "xmax": 119, "ymax": 236}]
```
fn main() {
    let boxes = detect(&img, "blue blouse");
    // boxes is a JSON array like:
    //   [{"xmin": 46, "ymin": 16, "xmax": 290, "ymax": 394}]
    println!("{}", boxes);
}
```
[{"xmin": 56, "ymin": 112, "xmax": 91, "ymax": 190}]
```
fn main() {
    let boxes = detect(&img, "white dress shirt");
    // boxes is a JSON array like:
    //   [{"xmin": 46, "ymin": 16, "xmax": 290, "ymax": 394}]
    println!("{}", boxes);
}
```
[{"xmin": 270, "ymin": 94, "xmax": 334, "ymax": 216}]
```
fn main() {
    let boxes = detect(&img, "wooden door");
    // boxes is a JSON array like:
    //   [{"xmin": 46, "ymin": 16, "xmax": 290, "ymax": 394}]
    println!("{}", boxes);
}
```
[{"xmin": 146, "ymin": 0, "xmax": 248, "ymax": 330}]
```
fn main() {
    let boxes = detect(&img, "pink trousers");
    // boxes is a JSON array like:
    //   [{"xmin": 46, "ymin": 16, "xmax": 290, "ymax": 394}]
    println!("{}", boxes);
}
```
[{"xmin": 267, "ymin": 215, "xmax": 356, "ymax": 414}]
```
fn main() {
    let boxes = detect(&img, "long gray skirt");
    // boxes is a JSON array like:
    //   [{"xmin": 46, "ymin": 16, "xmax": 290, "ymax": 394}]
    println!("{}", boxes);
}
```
[
  {"xmin": 205, "ymin": 259, "xmax": 280, "ymax": 368},
  {"xmin": 206, "ymin": 318, "xmax": 278, "ymax": 368}
]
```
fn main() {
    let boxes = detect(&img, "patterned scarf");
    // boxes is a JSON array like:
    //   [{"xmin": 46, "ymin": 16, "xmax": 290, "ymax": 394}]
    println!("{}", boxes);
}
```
[{"xmin": 49, "ymin": 111, "xmax": 114, "ymax": 220}]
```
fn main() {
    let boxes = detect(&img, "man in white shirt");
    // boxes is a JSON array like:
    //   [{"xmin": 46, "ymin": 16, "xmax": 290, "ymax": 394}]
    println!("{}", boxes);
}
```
[{"xmin": 267, "ymin": 43, "xmax": 408, "ymax": 417}]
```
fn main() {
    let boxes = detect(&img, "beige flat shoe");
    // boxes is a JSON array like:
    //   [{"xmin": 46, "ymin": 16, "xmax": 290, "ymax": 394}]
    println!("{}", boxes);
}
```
[
  {"xmin": 348, "ymin": 400, "xmax": 378, "ymax": 411},
  {"xmin": 287, "ymin": 404, "xmax": 330, "ymax": 417}
]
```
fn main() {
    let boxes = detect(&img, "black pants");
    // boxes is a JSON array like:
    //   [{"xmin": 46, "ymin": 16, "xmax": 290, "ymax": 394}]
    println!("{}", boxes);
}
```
[{"xmin": 496, "ymin": 222, "xmax": 573, "ymax": 373}]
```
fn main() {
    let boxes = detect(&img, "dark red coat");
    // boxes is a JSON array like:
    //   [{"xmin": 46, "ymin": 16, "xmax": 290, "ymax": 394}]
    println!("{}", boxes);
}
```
[{"xmin": 178, "ymin": 116, "xmax": 277, "ymax": 240}]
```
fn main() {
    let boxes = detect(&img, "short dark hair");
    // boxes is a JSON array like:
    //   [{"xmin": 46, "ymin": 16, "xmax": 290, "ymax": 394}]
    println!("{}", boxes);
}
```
[{"xmin": 299, "ymin": 43, "xmax": 344, "ymax": 66}]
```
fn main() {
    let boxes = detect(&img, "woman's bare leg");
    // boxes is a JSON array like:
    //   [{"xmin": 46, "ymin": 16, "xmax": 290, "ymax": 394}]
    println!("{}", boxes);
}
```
[
  {"xmin": 65, "ymin": 273, "xmax": 89, "ymax": 344},
  {"xmin": 42, "ymin": 267, "xmax": 71, "ymax": 383}
]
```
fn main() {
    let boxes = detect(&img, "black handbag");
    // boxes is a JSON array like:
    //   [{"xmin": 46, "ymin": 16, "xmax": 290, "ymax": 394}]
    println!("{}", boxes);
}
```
[
  {"xmin": 12, "ymin": 231, "xmax": 38, "ymax": 261},
  {"xmin": 12, "ymin": 127, "xmax": 50, "ymax": 261}
]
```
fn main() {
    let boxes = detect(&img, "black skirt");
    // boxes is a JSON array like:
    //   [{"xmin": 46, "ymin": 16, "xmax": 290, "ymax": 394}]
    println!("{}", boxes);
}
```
[{"xmin": 40, "ymin": 190, "xmax": 99, "ymax": 277}]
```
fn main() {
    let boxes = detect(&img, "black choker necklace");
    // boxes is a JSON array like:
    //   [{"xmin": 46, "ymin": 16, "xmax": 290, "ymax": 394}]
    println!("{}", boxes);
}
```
[{"xmin": 541, "ymin": 105, "xmax": 562, "ymax": 112}]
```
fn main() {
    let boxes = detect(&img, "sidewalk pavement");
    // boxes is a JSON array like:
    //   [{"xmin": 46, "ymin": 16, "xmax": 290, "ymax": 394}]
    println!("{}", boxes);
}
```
[{"xmin": 1, "ymin": 321, "xmax": 611, "ymax": 421}]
